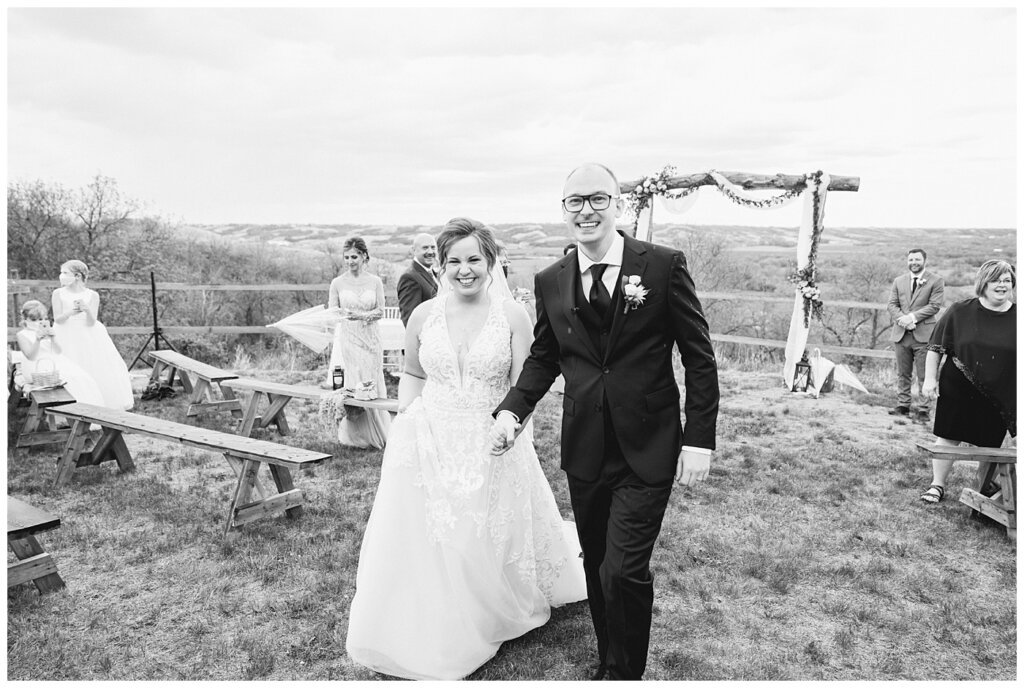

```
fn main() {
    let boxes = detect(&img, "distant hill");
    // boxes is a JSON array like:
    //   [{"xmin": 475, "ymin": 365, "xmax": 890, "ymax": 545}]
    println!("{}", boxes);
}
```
[{"xmin": 183, "ymin": 222, "xmax": 1016, "ymax": 263}]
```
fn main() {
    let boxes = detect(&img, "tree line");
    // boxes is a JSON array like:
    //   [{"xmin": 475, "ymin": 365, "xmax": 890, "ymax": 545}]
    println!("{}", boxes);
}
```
[{"xmin": 9, "ymin": 175, "xmax": 1010, "ymax": 365}]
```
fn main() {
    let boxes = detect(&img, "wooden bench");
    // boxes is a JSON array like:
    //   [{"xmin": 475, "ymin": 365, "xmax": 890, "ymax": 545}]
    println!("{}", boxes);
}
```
[
  {"xmin": 8, "ymin": 497, "xmax": 66, "ymax": 594},
  {"xmin": 221, "ymin": 376, "xmax": 399, "ymax": 438},
  {"xmin": 148, "ymin": 350, "xmax": 243, "ymax": 420},
  {"xmin": 916, "ymin": 442, "xmax": 1017, "ymax": 542},
  {"xmin": 15, "ymin": 386, "xmax": 77, "ymax": 448},
  {"xmin": 45, "ymin": 402, "xmax": 332, "ymax": 536}
]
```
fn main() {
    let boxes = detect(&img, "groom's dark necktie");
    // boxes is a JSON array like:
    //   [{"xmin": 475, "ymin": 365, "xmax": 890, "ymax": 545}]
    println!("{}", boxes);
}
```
[
  {"xmin": 589, "ymin": 264, "xmax": 611, "ymax": 319},
  {"xmin": 911, "ymin": 276, "xmax": 919, "ymax": 295}
]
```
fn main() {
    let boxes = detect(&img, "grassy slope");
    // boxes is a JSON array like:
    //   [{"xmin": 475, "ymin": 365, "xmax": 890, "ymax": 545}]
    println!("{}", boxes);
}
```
[{"xmin": 6, "ymin": 364, "xmax": 1016, "ymax": 680}]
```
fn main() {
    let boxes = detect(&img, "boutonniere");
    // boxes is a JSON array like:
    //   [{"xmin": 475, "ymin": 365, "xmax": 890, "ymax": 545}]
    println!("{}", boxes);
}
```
[
  {"xmin": 621, "ymin": 275, "xmax": 649, "ymax": 314},
  {"xmin": 918, "ymin": 277, "xmax": 927, "ymax": 286}
]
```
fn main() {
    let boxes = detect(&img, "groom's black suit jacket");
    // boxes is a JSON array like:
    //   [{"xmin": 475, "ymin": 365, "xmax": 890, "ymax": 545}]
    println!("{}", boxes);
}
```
[{"xmin": 497, "ymin": 232, "xmax": 719, "ymax": 484}]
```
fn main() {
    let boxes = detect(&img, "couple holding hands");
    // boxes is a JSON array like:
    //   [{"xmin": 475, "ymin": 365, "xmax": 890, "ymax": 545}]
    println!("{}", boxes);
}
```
[{"xmin": 346, "ymin": 163, "xmax": 720, "ymax": 680}]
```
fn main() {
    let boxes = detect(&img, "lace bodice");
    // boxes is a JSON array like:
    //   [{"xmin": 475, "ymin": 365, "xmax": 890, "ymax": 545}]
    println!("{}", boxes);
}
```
[
  {"xmin": 417, "ymin": 295, "xmax": 512, "ymax": 411},
  {"xmin": 337, "ymin": 287, "xmax": 378, "ymax": 312}
]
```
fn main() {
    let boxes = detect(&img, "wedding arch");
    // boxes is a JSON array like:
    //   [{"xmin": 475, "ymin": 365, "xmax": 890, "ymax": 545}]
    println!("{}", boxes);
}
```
[{"xmin": 617, "ymin": 167, "xmax": 860, "ymax": 390}]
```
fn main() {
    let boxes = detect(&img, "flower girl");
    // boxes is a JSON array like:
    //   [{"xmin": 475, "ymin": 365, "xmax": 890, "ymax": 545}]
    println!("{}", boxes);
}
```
[
  {"xmin": 51, "ymin": 260, "xmax": 134, "ymax": 410},
  {"xmin": 16, "ymin": 300, "xmax": 105, "ymax": 406}
]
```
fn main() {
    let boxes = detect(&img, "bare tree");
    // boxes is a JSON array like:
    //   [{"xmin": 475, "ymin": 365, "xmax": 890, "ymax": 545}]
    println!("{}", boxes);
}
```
[
  {"xmin": 7, "ymin": 179, "xmax": 73, "ymax": 278},
  {"xmin": 71, "ymin": 174, "xmax": 140, "ymax": 269}
]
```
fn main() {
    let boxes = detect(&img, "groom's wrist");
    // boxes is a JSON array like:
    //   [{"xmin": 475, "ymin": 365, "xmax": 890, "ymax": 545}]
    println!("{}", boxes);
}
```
[{"xmin": 497, "ymin": 410, "xmax": 520, "ymax": 424}]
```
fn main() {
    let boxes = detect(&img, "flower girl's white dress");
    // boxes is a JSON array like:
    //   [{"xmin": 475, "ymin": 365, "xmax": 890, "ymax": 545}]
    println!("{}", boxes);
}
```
[
  {"xmin": 18, "ymin": 331, "xmax": 105, "ymax": 407},
  {"xmin": 346, "ymin": 294, "xmax": 586, "ymax": 680},
  {"xmin": 51, "ymin": 287, "xmax": 134, "ymax": 410}
]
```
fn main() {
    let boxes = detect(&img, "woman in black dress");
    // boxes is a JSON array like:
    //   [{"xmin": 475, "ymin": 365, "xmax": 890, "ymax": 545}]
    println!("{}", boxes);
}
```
[{"xmin": 919, "ymin": 260, "xmax": 1016, "ymax": 503}]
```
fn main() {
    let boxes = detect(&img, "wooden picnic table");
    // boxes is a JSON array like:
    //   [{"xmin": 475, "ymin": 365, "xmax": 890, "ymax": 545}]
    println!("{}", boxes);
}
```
[
  {"xmin": 148, "ymin": 350, "xmax": 243, "ymax": 420},
  {"xmin": 15, "ymin": 386, "xmax": 76, "ymax": 448},
  {"xmin": 916, "ymin": 442, "xmax": 1017, "ymax": 542},
  {"xmin": 45, "ymin": 402, "xmax": 332, "ymax": 537},
  {"xmin": 221, "ymin": 376, "xmax": 399, "ymax": 438},
  {"xmin": 8, "ymin": 497, "xmax": 66, "ymax": 594}
]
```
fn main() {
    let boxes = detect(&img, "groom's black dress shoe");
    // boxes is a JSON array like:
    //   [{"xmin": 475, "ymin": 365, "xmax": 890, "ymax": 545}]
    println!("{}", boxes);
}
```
[{"xmin": 888, "ymin": 406, "xmax": 910, "ymax": 416}]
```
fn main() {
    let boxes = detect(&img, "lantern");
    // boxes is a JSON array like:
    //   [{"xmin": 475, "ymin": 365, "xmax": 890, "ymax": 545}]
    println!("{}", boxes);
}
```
[{"xmin": 792, "ymin": 352, "xmax": 811, "ymax": 393}]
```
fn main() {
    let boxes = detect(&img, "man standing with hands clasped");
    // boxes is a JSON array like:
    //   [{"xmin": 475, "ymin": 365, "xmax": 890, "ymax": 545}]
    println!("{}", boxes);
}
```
[
  {"xmin": 489, "ymin": 163, "xmax": 719, "ymax": 680},
  {"xmin": 887, "ymin": 248, "xmax": 945, "ymax": 422}
]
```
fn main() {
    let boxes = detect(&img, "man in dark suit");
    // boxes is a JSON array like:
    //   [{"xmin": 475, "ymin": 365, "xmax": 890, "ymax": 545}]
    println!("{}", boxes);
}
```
[
  {"xmin": 490, "ymin": 163, "xmax": 719, "ymax": 680},
  {"xmin": 396, "ymin": 232, "xmax": 439, "ymax": 326},
  {"xmin": 887, "ymin": 248, "xmax": 945, "ymax": 421}
]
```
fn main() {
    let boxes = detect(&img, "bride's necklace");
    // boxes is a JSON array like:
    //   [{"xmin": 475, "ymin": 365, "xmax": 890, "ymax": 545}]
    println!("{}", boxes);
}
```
[{"xmin": 448, "ymin": 300, "xmax": 489, "ymax": 355}]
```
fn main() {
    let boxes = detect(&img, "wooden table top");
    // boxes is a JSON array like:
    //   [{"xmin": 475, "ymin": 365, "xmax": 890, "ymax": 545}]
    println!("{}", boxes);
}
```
[{"xmin": 8, "ymin": 497, "xmax": 61, "ymax": 538}]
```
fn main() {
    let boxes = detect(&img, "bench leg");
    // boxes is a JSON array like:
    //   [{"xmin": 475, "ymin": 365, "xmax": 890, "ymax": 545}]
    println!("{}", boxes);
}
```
[
  {"xmin": 17, "ymin": 400, "xmax": 73, "ymax": 449},
  {"xmin": 185, "ymin": 376, "xmax": 210, "ymax": 417},
  {"xmin": 225, "ymin": 455, "xmax": 269, "ymax": 500},
  {"xmin": 54, "ymin": 420, "xmax": 92, "ymax": 488},
  {"xmin": 85, "ymin": 429, "xmax": 136, "ymax": 472},
  {"xmin": 224, "ymin": 455, "xmax": 306, "ymax": 536},
  {"xmin": 8, "ymin": 535, "xmax": 66, "ymax": 594},
  {"xmin": 225, "ymin": 458, "xmax": 261, "ymax": 536},
  {"xmin": 262, "ymin": 394, "xmax": 292, "ymax": 436},
  {"xmin": 238, "ymin": 391, "xmax": 265, "ymax": 437},
  {"xmin": 999, "ymin": 464, "xmax": 1016, "ymax": 542},
  {"xmin": 148, "ymin": 360, "xmax": 166, "ymax": 385},
  {"xmin": 17, "ymin": 398, "xmax": 44, "ymax": 439},
  {"xmin": 218, "ymin": 383, "xmax": 244, "ymax": 418},
  {"xmin": 269, "ymin": 464, "xmax": 303, "ymax": 519}
]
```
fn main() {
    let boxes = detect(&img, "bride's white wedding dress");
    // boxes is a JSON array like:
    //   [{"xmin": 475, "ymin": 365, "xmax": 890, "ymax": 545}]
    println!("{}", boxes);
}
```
[{"xmin": 346, "ymin": 293, "xmax": 587, "ymax": 680}]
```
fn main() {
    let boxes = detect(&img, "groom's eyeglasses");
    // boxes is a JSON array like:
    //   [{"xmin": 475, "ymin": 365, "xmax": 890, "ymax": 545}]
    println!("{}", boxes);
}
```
[{"xmin": 562, "ymin": 193, "xmax": 618, "ymax": 213}]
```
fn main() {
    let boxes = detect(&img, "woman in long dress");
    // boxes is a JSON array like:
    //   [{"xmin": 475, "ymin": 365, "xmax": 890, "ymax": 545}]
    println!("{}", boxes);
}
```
[
  {"xmin": 16, "ymin": 299, "xmax": 105, "ymax": 406},
  {"xmin": 328, "ymin": 237, "xmax": 391, "ymax": 448},
  {"xmin": 50, "ymin": 260, "xmax": 134, "ymax": 410},
  {"xmin": 346, "ymin": 218, "xmax": 586, "ymax": 680},
  {"xmin": 919, "ymin": 260, "xmax": 1016, "ymax": 503}
]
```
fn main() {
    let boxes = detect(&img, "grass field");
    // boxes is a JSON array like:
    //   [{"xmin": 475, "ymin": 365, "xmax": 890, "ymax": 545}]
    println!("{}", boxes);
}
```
[{"xmin": 6, "ymin": 359, "xmax": 1016, "ymax": 680}]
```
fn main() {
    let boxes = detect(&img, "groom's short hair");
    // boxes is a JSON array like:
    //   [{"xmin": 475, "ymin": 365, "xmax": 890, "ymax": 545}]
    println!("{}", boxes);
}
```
[
  {"xmin": 907, "ymin": 248, "xmax": 927, "ymax": 259},
  {"xmin": 565, "ymin": 163, "xmax": 620, "ymax": 193}
]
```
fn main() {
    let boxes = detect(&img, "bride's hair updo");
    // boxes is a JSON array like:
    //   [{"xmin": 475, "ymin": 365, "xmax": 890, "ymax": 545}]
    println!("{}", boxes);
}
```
[
  {"xmin": 437, "ymin": 218, "xmax": 499, "ymax": 269},
  {"xmin": 343, "ymin": 236, "xmax": 370, "ymax": 260}
]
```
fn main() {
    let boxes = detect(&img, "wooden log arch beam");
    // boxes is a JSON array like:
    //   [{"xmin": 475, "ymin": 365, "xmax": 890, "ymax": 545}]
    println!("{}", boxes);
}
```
[{"xmin": 619, "ymin": 171, "xmax": 860, "ymax": 194}]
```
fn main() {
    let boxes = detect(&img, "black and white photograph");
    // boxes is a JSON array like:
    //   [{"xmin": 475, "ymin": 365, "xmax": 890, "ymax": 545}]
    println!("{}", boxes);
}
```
[{"xmin": 5, "ymin": 5, "xmax": 1017, "ymax": 681}]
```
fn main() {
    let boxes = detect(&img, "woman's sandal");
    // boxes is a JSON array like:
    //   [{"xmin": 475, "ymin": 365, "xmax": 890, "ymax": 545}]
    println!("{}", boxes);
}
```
[{"xmin": 920, "ymin": 485, "xmax": 945, "ymax": 504}]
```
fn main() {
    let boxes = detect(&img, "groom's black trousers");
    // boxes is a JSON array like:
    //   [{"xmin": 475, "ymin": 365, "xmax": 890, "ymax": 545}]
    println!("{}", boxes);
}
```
[{"xmin": 566, "ymin": 416, "xmax": 673, "ymax": 681}]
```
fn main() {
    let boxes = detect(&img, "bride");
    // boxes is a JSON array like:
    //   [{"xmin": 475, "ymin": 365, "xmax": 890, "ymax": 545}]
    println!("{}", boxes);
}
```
[{"xmin": 346, "ymin": 218, "xmax": 587, "ymax": 680}]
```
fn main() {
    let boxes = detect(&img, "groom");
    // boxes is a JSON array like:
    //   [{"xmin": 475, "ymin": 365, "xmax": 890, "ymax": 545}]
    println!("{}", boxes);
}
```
[{"xmin": 491, "ymin": 163, "xmax": 719, "ymax": 680}]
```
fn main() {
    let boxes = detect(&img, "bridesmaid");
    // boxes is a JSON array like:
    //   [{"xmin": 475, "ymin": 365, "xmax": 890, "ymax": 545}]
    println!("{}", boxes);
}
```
[{"xmin": 327, "ymin": 237, "xmax": 391, "ymax": 448}]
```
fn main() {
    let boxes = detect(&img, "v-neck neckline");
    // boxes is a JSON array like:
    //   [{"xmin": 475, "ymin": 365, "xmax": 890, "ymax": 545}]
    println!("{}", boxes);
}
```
[{"xmin": 441, "ymin": 294, "xmax": 494, "ymax": 385}]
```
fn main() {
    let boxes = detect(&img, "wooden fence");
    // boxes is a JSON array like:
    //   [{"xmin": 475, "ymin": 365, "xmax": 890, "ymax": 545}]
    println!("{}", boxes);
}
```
[{"xmin": 6, "ymin": 279, "xmax": 896, "ymax": 360}]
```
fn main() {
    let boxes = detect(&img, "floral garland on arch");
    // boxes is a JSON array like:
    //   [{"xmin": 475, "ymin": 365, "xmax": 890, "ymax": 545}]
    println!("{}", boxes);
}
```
[
  {"xmin": 786, "ymin": 170, "xmax": 826, "ymax": 327},
  {"xmin": 624, "ymin": 164, "xmax": 698, "ymax": 220},
  {"xmin": 624, "ymin": 166, "xmax": 828, "ymax": 326}
]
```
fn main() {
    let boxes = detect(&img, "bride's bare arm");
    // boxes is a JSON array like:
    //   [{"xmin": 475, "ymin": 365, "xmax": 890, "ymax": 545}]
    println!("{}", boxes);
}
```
[
  {"xmin": 397, "ymin": 302, "xmax": 430, "ymax": 411},
  {"xmin": 503, "ymin": 300, "xmax": 534, "ymax": 435}
]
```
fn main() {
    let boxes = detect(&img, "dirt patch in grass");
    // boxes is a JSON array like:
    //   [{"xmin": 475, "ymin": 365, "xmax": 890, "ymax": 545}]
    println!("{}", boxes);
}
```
[{"xmin": 7, "ymin": 366, "xmax": 1015, "ymax": 680}]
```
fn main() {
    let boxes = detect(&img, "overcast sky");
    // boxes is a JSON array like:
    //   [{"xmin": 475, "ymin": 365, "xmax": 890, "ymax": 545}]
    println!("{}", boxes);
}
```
[{"xmin": 6, "ymin": 6, "xmax": 1018, "ymax": 229}]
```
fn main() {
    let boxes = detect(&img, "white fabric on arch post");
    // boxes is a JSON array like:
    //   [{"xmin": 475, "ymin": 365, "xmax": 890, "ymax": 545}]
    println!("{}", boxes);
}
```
[{"xmin": 782, "ymin": 173, "xmax": 830, "ymax": 389}]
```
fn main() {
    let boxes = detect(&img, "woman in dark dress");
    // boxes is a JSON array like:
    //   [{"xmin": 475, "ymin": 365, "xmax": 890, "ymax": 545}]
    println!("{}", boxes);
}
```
[{"xmin": 919, "ymin": 260, "xmax": 1016, "ymax": 503}]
